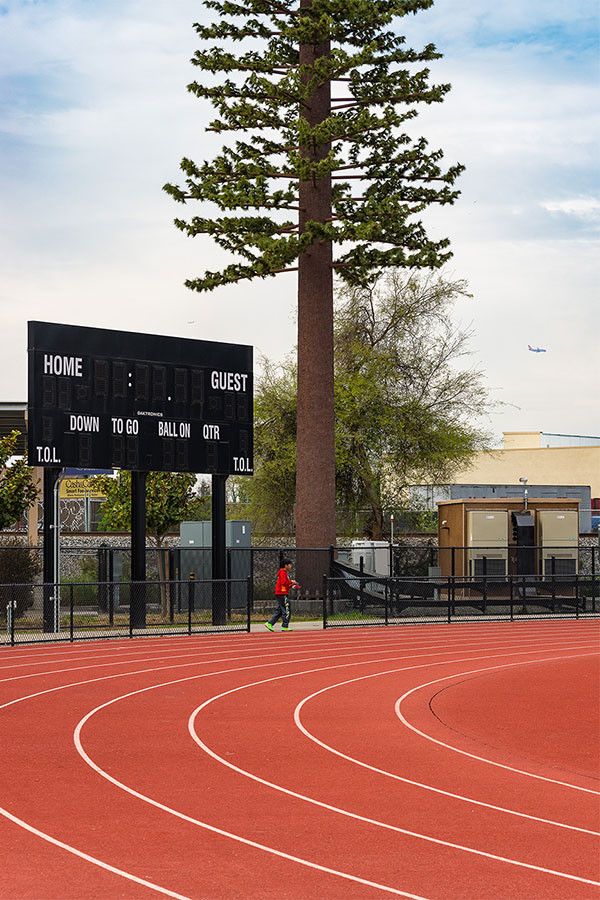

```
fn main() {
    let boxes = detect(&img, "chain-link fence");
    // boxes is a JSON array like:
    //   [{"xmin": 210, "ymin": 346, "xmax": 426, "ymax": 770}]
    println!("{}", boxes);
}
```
[
  {"xmin": 1, "ymin": 578, "xmax": 251, "ymax": 645},
  {"xmin": 1, "ymin": 542, "xmax": 598, "ymax": 643},
  {"xmin": 323, "ymin": 572, "xmax": 600, "ymax": 627}
]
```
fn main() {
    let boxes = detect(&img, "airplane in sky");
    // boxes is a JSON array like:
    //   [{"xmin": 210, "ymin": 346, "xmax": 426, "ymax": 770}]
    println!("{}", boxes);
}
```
[{"xmin": 528, "ymin": 345, "xmax": 547, "ymax": 353}]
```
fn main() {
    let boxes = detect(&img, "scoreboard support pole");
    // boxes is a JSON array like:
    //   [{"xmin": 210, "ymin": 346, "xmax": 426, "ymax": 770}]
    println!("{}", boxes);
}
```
[
  {"xmin": 42, "ymin": 467, "xmax": 61, "ymax": 632},
  {"xmin": 212, "ymin": 474, "xmax": 227, "ymax": 626},
  {"xmin": 131, "ymin": 471, "xmax": 147, "ymax": 629}
]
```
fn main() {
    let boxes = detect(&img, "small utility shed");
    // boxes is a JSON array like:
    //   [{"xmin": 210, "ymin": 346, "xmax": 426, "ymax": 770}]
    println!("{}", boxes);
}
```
[{"xmin": 437, "ymin": 497, "xmax": 580, "ymax": 578}]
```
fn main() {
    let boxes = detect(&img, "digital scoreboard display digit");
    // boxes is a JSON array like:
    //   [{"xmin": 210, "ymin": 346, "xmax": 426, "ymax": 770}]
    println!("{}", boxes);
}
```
[{"xmin": 28, "ymin": 322, "xmax": 253, "ymax": 476}]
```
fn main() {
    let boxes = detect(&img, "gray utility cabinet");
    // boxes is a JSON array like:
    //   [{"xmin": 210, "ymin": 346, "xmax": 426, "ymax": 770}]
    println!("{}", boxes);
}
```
[{"xmin": 179, "ymin": 521, "xmax": 251, "ymax": 608}]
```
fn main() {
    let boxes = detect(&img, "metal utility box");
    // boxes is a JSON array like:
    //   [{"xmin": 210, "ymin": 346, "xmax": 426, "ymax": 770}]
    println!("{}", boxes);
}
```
[
  {"xmin": 351, "ymin": 540, "xmax": 390, "ymax": 576},
  {"xmin": 179, "ymin": 521, "xmax": 251, "ymax": 607},
  {"xmin": 437, "ymin": 498, "xmax": 580, "ymax": 577},
  {"xmin": 450, "ymin": 484, "xmax": 592, "ymax": 534},
  {"xmin": 538, "ymin": 510, "xmax": 578, "ymax": 575},
  {"xmin": 466, "ymin": 510, "xmax": 508, "ymax": 576}
]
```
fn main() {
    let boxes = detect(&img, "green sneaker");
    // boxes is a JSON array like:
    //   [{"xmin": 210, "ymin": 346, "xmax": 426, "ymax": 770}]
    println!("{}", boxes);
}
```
[
  {"xmin": 265, "ymin": 622, "xmax": 275, "ymax": 632},
  {"xmin": 281, "ymin": 626, "xmax": 291, "ymax": 632}
]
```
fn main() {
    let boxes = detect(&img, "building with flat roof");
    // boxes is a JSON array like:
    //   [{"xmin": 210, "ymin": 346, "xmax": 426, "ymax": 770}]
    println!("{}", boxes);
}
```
[{"xmin": 452, "ymin": 432, "xmax": 600, "ymax": 501}]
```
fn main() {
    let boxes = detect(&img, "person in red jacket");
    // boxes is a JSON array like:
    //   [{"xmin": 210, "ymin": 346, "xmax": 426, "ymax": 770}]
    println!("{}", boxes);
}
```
[{"xmin": 265, "ymin": 558, "xmax": 299, "ymax": 632}]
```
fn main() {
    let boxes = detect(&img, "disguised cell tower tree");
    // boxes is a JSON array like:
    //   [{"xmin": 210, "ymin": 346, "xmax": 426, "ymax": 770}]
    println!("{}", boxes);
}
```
[{"xmin": 164, "ymin": 0, "xmax": 463, "ymax": 550}]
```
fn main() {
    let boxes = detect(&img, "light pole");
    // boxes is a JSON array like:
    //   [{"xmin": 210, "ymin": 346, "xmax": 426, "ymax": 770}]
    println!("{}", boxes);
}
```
[{"xmin": 519, "ymin": 476, "xmax": 528, "ymax": 511}]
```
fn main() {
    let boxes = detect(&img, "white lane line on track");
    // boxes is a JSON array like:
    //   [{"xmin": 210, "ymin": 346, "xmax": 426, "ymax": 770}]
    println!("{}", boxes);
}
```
[
  {"xmin": 395, "ymin": 663, "xmax": 600, "ymax": 795},
  {"xmin": 294, "ymin": 662, "xmax": 600, "ymax": 831},
  {"xmin": 190, "ymin": 661, "xmax": 600, "ymax": 885},
  {"xmin": 72, "ymin": 715, "xmax": 431, "ymax": 900},
  {"xmin": 73, "ymin": 650, "xmax": 600, "ymax": 890},
  {"xmin": 1, "ymin": 637, "xmax": 597, "ymax": 899},
  {"xmin": 1, "ymin": 626, "xmax": 597, "ymax": 681},
  {"xmin": 1, "ymin": 634, "xmax": 597, "ymax": 709},
  {"xmin": 2, "ymin": 618, "xmax": 597, "ymax": 667},
  {"xmin": 0, "ymin": 805, "xmax": 194, "ymax": 900},
  {"xmin": 2, "ymin": 633, "xmax": 597, "ymax": 692}
]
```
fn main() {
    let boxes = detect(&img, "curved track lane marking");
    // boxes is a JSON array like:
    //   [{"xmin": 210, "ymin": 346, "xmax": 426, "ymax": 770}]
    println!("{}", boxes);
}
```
[
  {"xmin": 1, "ymin": 630, "xmax": 596, "ymax": 687},
  {"xmin": 0, "ymin": 805, "xmax": 194, "ymax": 900},
  {"xmin": 395, "ymin": 661, "xmax": 600, "ymax": 795},
  {"xmin": 2, "ymin": 619, "xmax": 595, "ymax": 666},
  {"xmin": 1, "ymin": 631, "xmax": 597, "ymax": 898},
  {"xmin": 73, "ymin": 681, "xmax": 440, "ymax": 900},
  {"xmin": 3, "ymin": 625, "xmax": 581, "ymax": 669},
  {"xmin": 74, "ymin": 650, "xmax": 599, "ymax": 889},
  {"xmin": 190, "ymin": 652, "xmax": 600, "ymax": 880},
  {"xmin": 294, "ymin": 666, "xmax": 600, "ymax": 834}
]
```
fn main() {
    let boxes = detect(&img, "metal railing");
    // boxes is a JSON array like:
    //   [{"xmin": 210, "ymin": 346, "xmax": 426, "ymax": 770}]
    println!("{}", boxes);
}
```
[
  {"xmin": 323, "ymin": 572, "xmax": 600, "ymax": 627},
  {"xmin": 0, "ymin": 542, "xmax": 597, "ymax": 586},
  {"xmin": 2, "ymin": 578, "xmax": 252, "ymax": 645}
]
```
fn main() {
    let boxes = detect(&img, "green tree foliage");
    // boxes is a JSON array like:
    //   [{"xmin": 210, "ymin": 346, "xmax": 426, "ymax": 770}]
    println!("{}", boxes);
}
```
[
  {"xmin": 240, "ymin": 271, "xmax": 492, "ymax": 538},
  {"xmin": 0, "ymin": 431, "xmax": 38, "ymax": 532},
  {"xmin": 164, "ymin": 0, "xmax": 463, "ymax": 289},
  {"xmin": 91, "ymin": 472, "xmax": 208, "ymax": 546}
]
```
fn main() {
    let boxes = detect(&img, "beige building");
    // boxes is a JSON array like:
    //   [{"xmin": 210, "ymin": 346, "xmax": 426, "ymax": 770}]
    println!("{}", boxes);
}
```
[{"xmin": 453, "ymin": 432, "xmax": 600, "ymax": 500}]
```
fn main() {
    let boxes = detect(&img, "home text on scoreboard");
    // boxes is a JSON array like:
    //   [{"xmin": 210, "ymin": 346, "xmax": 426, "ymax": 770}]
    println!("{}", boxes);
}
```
[{"xmin": 27, "ymin": 322, "xmax": 253, "ymax": 476}]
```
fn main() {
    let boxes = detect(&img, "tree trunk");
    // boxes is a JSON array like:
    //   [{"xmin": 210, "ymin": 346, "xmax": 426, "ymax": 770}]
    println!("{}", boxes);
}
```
[
  {"xmin": 370, "ymin": 506, "xmax": 384, "ymax": 541},
  {"xmin": 295, "ymin": 3, "xmax": 336, "ymax": 554}
]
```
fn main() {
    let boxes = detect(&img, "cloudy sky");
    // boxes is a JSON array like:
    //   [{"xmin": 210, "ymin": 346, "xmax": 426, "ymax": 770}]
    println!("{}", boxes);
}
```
[{"xmin": 1, "ymin": 0, "xmax": 598, "ymax": 445}]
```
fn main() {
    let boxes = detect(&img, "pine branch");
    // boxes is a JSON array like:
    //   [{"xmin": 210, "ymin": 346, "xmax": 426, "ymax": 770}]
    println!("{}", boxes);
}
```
[{"xmin": 166, "ymin": 0, "xmax": 464, "ymax": 292}]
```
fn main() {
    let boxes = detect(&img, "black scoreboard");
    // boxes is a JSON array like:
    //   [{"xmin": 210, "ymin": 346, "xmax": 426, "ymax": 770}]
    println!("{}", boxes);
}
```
[{"xmin": 27, "ymin": 322, "xmax": 253, "ymax": 476}]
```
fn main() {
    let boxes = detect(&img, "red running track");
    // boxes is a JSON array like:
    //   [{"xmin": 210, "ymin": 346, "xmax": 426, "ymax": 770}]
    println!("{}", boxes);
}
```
[{"xmin": 0, "ymin": 619, "xmax": 598, "ymax": 899}]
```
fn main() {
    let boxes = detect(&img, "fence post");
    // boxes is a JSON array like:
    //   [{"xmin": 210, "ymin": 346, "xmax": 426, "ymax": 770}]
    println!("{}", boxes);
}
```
[
  {"xmin": 188, "ymin": 580, "xmax": 194, "ymax": 636},
  {"xmin": 70, "ymin": 583, "xmax": 74, "ymax": 641},
  {"xmin": 246, "ymin": 576, "xmax": 252, "ymax": 632},
  {"xmin": 384, "ymin": 581, "xmax": 389, "ymax": 626},
  {"xmin": 10, "ymin": 585, "xmax": 15, "ymax": 646},
  {"xmin": 575, "ymin": 573, "xmax": 580, "ymax": 619},
  {"xmin": 129, "ymin": 585, "xmax": 134, "ymax": 638},
  {"xmin": 447, "ymin": 578, "xmax": 451, "ymax": 624},
  {"xmin": 359, "ymin": 557, "xmax": 364, "ymax": 611},
  {"xmin": 322, "ymin": 575, "xmax": 328, "ymax": 628},
  {"xmin": 169, "ymin": 578, "xmax": 175, "ymax": 624},
  {"xmin": 108, "ymin": 579, "xmax": 114, "ymax": 626},
  {"xmin": 482, "ymin": 555, "xmax": 488, "ymax": 615},
  {"xmin": 509, "ymin": 576, "xmax": 514, "ymax": 621}
]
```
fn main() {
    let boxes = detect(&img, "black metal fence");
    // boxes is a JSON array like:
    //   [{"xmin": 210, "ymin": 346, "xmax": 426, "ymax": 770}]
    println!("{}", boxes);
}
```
[
  {"xmin": 1, "ymin": 542, "xmax": 599, "ymax": 644},
  {"xmin": 1, "ymin": 578, "xmax": 251, "ymax": 645},
  {"xmin": 0, "ymin": 542, "xmax": 597, "ymax": 585},
  {"xmin": 323, "ymin": 572, "xmax": 600, "ymax": 627}
]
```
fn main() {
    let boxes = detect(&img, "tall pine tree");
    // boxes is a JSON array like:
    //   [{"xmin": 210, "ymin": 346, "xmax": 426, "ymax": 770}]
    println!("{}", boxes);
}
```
[{"xmin": 165, "ymin": 0, "xmax": 463, "ymax": 549}]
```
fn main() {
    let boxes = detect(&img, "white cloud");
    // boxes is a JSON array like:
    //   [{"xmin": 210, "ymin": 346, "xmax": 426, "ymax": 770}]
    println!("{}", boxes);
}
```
[{"xmin": 542, "ymin": 197, "xmax": 600, "ymax": 219}]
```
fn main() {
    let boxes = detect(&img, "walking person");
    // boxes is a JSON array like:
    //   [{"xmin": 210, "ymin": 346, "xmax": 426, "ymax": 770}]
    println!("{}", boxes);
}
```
[{"xmin": 265, "ymin": 558, "xmax": 299, "ymax": 632}]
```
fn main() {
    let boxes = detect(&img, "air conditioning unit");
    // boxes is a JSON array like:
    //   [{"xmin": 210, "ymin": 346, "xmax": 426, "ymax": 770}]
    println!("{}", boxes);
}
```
[
  {"xmin": 466, "ymin": 510, "xmax": 508, "ymax": 577},
  {"xmin": 538, "ymin": 510, "xmax": 578, "ymax": 575}
]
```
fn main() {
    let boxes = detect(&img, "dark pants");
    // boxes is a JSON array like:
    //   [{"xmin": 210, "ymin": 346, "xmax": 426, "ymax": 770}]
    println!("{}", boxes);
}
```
[{"xmin": 269, "ymin": 594, "xmax": 291, "ymax": 628}]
